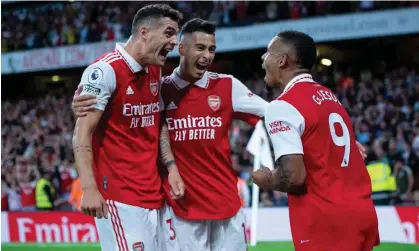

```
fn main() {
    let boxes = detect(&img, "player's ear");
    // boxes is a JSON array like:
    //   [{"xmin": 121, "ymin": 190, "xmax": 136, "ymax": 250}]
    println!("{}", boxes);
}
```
[
  {"xmin": 139, "ymin": 25, "xmax": 149, "ymax": 40},
  {"xmin": 178, "ymin": 42, "xmax": 185, "ymax": 56},
  {"xmin": 278, "ymin": 54, "xmax": 287, "ymax": 68}
]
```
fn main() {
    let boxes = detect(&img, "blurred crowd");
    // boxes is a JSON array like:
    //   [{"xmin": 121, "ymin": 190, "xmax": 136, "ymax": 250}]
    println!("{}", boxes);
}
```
[
  {"xmin": 3, "ymin": 64, "xmax": 418, "ymax": 212},
  {"xmin": 2, "ymin": 1, "xmax": 417, "ymax": 52},
  {"xmin": 2, "ymin": 95, "xmax": 77, "ymax": 211}
]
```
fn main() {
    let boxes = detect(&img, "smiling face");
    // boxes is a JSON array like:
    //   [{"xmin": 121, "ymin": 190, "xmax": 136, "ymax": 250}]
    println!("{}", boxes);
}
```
[
  {"xmin": 141, "ymin": 17, "xmax": 180, "ymax": 66},
  {"xmin": 179, "ymin": 31, "xmax": 216, "ymax": 79}
]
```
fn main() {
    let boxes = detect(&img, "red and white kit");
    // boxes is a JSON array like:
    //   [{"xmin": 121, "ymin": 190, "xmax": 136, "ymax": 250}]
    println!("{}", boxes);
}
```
[
  {"xmin": 264, "ymin": 74, "xmax": 380, "ymax": 251},
  {"xmin": 160, "ymin": 69, "xmax": 267, "ymax": 251},
  {"xmin": 79, "ymin": 43, "xmax": 177, "ymax": 251}
]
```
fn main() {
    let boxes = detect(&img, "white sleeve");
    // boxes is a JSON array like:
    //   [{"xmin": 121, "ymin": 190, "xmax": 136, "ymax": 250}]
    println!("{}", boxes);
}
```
[
  {"xmin": 264, "ymin": 100, "xmax": 305, "ymax": 161},
  {"xmin": 231, "ymin": 77, "xmax": 268, "ymax": 117},
  {"xmin": 79, "ymin": 60, "xmax": 116, "ymax": 111}
]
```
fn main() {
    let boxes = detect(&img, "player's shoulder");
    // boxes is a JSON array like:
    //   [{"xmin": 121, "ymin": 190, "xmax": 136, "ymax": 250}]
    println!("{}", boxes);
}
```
[
  {"xmin": 208, "ymin": 72, "xmax": 245, "ymax": 87},
  {"xmin": 266, "ymin": 99, "xmax": 300, "ymax": 115},
  {"xmin": 93, "ymin": 50, "xmax": 123, "ymax": 68},
  {"xmin": 278, "ymin": 81, "xmax": 320, "ymax": 102},
  {"xmin": 81, "ymin": 61, "xmax": 116, "ymax": 86},
  {"xmin": 85, "ymin": 51, "xmax": 119, "ymax": 77},
  {"xmin": 161, "ymin": 75, "xmax": 176, "ymax": 86},
  {"xmin": 208, "ymin": 71, "xmax": 234, "ymax": 82}
]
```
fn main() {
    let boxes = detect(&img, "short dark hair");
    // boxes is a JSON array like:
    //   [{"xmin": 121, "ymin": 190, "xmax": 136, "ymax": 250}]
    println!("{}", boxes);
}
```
[
  {"xmin": 180, "ymin": 18, "xmax": 216, "ymax": 37},
  {"xmin": 277, "ymin": 30, "xmax": 317, "ymax": 70},
  {"xmin": 132, "ymin": 4, "xmax": 183, "ymax": 35}
]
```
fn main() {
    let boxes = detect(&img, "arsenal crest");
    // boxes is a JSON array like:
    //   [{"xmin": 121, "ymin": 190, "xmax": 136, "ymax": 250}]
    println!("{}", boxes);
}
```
[
  {"xmin": 208, "ymin": 95, "xmax": 221, "ymax": 111},
  {"xmin": 150, "ymin": 80, "xmax": 158, "ymax": 96},
  {"xmin": 132, "ymin": 242, "xmax": 144, "ymax": 251}
]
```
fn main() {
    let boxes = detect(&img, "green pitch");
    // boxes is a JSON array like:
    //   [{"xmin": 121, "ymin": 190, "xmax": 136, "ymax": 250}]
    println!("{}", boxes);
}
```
[{"xmin": 2, "ymin": 242, "xmax": 418, "ymax": 251}]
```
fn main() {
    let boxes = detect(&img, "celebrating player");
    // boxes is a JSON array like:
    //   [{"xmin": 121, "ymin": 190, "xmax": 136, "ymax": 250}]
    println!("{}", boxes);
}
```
[
  {"xmin": 252, "ymin": 31, "xmax": 379, "ymax": 251},
  {"xmin": 157, "ymin": 18, "xmax": 268, "ymax": 251},
  {"xmin": 72, "ymin": 4, "xmax": 183, "ymax": 251}
]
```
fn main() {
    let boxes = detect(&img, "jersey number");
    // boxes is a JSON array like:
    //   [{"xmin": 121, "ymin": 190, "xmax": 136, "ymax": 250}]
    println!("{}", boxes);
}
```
[
  {"xmin": 328, "ymin": 113, "xmax": 350, "ymax": 167},
  {"xmin": 166, "ymin": 218, "xmax": 176, "ymax": 240}
]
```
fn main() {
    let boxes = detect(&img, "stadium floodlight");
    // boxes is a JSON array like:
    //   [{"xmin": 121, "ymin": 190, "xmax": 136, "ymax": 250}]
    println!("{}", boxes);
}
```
[
  {"xmin": 320, "ymin": 58, "xmax": 332, "ymax": 66},
  {"xmin": 51, "ymin": 75, "xmax": 60, "ymax": 82}
]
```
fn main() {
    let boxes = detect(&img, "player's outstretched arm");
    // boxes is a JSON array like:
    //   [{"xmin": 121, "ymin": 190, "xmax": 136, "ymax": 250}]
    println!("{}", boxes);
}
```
[
  {"xmin": 160, "ymin": 122, "xmax": 185, "ymax": 200},
  {"xmin": 231, "ymin": 77, "xmax": 268, "ymax": 125},
  {"xmin": 73, "ymin": 110, "xmax": 108, "ymax": 219}
]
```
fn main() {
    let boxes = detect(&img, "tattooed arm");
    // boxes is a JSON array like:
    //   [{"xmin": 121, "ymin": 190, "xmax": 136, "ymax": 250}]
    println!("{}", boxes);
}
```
[
  {"xmin": 160, "ymin": 122, "xmax": 176, "ymax": 170},
  {"xmin": 271, "ymin": 155, "xmax": 306, "ymax": 194},
  {"xmin": 159, "ymin": 116, "xmax": 185, "ymax": 199},
  {"xmin": 72, "ymin": 110, "xmax": 102, "ymax": 190},
  {"xmin": 252, "ymin": 100, "xmax": 307, "ymax": 195}
]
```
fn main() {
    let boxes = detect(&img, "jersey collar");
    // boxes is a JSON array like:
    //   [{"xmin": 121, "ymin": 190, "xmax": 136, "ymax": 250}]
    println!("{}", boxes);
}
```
[
  {"xmin": 115, "ymin": 43, "xmax": 148, "ymax": 73},
  {"xmin": 170, "ymin": 67, "xmax": 209, "ymax": 89},
  {"xmin": 282, "ymin": 73, "xmax": 314, "ymax": 94}
]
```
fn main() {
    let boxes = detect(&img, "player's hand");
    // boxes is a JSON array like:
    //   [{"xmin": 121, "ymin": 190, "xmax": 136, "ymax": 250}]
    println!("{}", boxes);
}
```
[
  {"xmin": 81, "ymin": 187, "xmax": 108, "ymax": 219},
  {"xmin": 72, "ymin": 85, "xmax": 97, "ymax": 117},
  {"xmin": 168, "ymin": 166, "xmax": 185, "ymax": 200},
  {"xmin": 356, "ymin": 141, "xmax": 367, "ymax": 160},
  {"xmin": 252, "ymin": 167, "xmax": 273, "ymax": 190}
]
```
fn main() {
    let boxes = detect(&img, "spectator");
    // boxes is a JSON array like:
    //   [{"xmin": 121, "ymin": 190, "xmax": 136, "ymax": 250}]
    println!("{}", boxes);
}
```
[
  {"xmin": 68, "ymin": 177, "xmax": 82, "ymax": 211},
  {"xmin": 2, "ymin": 1, "xmax": 413, "ymax": 52},
  {"xmin": 394, "ymin": 159, "xmax": 415, "ymax": 204},
  {"xmin": 7, "ymin": 178, "xmax": 21, "ymax": 212},
  {"xmin": 18, "ymin": 165, "xmax": 37, "ymax": 212},
  {"xmin": 366, "ymin": 155, "xmax": 397, "ymax": 205},
  {"xmin": 1, "ymin": 178, "xmax": 9, "ymax": 211},
  {"xmin": 35, "ymin": 169, "xmax": 56, "ymax": 211}
]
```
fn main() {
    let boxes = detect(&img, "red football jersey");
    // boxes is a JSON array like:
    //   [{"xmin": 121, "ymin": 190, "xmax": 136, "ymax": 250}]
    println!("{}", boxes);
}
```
[
  {"xmin": 264, "ymin": 74, "xmax": 379, "ymax": 250},
  {"xmin": 59, "ymin": 168, "xmax": 74, "ymax": 194},
  {"xmin": 160, "ymin": 69, "xmax": 267, "ymax": 220},
  {"xmin": 79, "ymin": 43, "xmax": 164, "ymax": 209},
  {"xmin": 20, "ymin": 182, "xmax": 35, "ymax": 207}
]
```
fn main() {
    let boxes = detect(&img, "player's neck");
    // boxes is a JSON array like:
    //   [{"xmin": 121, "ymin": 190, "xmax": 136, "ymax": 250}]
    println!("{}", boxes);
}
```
[
  {"xmin": 280, "ymin": 69, "xmax": 310, "ymax": 91},
  {"xmin": 124, "ymin": 41, "xmax": 148, "ymax": 67},
  {"xmin": 177, "ymin": 65, "xmax": 200, "ymax": 84}
]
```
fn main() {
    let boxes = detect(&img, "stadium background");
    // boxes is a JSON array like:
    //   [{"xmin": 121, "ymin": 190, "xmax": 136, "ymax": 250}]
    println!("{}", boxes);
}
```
[{"xmin": 1, "ymin": 1, "xmax": 419, "ymax": 250}]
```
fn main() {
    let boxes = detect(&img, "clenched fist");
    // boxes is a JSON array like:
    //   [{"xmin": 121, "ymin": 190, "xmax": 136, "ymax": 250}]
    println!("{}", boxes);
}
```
[{"xmin": 252, "ymin": 167, "xmax": 273, "ymax": 190}]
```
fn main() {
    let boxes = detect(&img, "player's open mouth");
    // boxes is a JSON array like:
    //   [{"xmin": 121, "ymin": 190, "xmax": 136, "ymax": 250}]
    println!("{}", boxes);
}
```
[
  {"xmin": 196, "ymin": 62, "xmax": 208, "ymax": 71},
  {"xmin": 159, "ymin": 48, "xmax": 170, "ymax": 61}
]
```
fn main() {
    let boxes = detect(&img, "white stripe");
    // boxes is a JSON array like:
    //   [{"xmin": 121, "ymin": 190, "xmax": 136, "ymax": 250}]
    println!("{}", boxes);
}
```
[
  {"xmin": 102, "ymin": 52, "xmax": 118, "ymax": 62},
  {"xmin": 106, "ymin": 56, "xmax": 122, "ymax": 64},
  {"xmin": 102, "ymin": 54, "xmax": 120, "ymax": 64},
  {"xmin": 111, "ymin": 200, "xmax": 129, "ymax": 251},
  {"xmin": 107, "ymin": 200, "xmax": 125, "ymax": 251}
]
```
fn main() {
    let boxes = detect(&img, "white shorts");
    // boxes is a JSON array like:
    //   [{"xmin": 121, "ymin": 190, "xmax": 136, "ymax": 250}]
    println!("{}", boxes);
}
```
[
  {"xmin": 95, "ymin": 200, "xmax": 179, "ymax": 251},
  {"xmin": 172, "ymin": 209, "xmax": 247, "ymax": 251}
]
